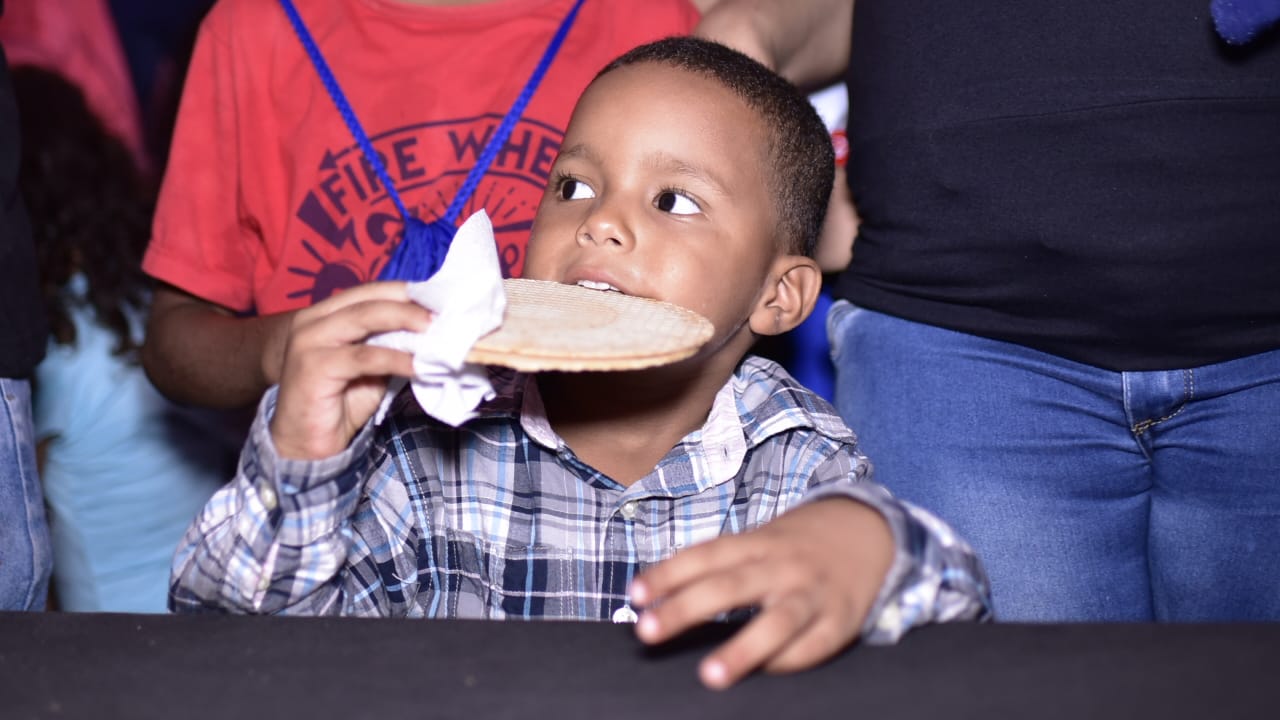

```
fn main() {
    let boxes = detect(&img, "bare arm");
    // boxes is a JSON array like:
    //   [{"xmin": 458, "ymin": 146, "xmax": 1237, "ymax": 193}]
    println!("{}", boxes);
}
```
[
  {"xmin": 695, "ymin": 0, "xmax": 853, "ymax": 89},
  {"xmin": 141, "ymin": 284, "xmax": 296, "ymax": 409},
  {"xmin": 814, "ymin": 165, "xmax": 858, "ymax": 273},
  {"xmin": 700, "ymin": 1, "xmax": 858, "ymax": 270},
  {"xmin": 36, "ymin": 437, "xmax": 52, "ymax": 477}
]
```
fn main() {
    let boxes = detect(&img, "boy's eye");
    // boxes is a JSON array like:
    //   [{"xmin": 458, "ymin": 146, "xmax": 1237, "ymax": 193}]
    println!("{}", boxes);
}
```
[
  {"xmin": 558, "ymin": 178, "xmax": 596, "ymax": 201},
  {"xmin": 655, "ymin": 190, "xmax": 700, "ymax": 216}
]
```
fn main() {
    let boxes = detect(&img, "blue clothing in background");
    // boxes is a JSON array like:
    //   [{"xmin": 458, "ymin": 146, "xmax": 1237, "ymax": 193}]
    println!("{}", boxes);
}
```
[
  {"xmin": 787, "ymin": 291, "xmax": 835, "ymax": 402},
  {"xmin": 34, "ymin": 276, "xmax": 232, "ymax": 612}
]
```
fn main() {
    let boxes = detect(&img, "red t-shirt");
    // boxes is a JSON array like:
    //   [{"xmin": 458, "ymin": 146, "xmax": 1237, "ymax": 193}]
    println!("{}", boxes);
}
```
[{"xmin": 144, "ymin": 0, "xmax": 699, "ymax": 314}]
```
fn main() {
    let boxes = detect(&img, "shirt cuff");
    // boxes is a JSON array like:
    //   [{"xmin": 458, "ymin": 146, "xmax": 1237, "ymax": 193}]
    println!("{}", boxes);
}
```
[
  {"xmin": 801, "ymin": 482, "xmax": 915, "ymax": 639},
  {"xmin": 242, "ymin": 386, "xmax": 378, "ymax": 544},
  {"xmin": 801, "ymin": 481, "xmax": 990, "ymax": 643}
]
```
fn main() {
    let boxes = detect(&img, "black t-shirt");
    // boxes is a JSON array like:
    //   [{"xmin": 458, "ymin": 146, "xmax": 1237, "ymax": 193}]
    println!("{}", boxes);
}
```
[
  {"xmin": 832, "ymin": 0, "xmax": 1280, "ymax": 371},
  {"xmin": 0, "ymin": 40, "xmax": 47, "ymax": 378}
]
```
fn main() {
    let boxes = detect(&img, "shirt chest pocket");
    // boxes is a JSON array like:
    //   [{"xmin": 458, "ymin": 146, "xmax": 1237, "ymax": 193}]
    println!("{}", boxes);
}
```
[{"xmin": 415, "ymin": 527, "xmax": 627, "ymax": 620}]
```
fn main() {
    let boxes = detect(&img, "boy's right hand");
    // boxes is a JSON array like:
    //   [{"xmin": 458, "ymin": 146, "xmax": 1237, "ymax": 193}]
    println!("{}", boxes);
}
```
[{"xmin": 269, "ymin": 282, "xmax": 432, "ymax": 461}]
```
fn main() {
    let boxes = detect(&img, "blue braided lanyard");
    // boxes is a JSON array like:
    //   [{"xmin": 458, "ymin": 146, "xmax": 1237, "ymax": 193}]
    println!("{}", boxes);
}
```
[{"xmin": 278, "ymin": 0, "xmax": 587, "ymax": 280}]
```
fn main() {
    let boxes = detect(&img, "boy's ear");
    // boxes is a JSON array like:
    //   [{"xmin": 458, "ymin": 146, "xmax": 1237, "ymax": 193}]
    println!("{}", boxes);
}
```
[{"xmin": 748, "ymin": 254, "xmax": 822, "ymax": 337}]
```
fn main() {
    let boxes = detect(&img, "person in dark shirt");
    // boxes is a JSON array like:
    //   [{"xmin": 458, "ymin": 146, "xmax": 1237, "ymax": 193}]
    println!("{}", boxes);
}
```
[{"xmin": 700, "ymin": 0, "xmax": 1280, "ymax": 622}]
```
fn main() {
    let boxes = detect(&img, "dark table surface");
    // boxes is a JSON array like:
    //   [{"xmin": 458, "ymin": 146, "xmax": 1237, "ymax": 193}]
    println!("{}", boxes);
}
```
[{"xmin": 1, "ymin": 611, "xmax": 1277, "ymax": 719}]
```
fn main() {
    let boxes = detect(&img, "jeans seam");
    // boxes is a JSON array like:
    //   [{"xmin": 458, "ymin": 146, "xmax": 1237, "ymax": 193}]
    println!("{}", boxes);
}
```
[
  {"xmin": 826, "ymin": 300, "xmax": 852, "ymax": 362},
  {"xmin": 2, "ymin": 378, "xmax": 52, "ymax": 610},
  {"xmin": 1131, "ymin": 370, "xmax": 1195, "ymax": 436}
]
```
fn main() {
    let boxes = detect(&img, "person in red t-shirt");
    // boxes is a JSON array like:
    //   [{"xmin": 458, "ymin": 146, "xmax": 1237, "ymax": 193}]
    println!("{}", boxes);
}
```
[{"xmin": 141, "ymin": 0, "xmax": 707, "ymax": 409}]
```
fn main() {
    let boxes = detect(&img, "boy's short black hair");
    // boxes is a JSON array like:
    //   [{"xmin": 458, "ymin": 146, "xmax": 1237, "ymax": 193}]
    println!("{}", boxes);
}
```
[{"xmin": 598, "ymin": 36, "xmax": 835, "ymax": 258}]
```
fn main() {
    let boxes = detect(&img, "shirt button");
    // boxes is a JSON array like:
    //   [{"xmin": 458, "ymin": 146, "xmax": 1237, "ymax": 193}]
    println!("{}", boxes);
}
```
[
  {"xmin": 258, "ymin": 485, "xmax": 278, "ymax": 511},
  {"xmin": 258, "ymin": 575, "xmax": 271, "ymax": 592},
  {"xmin": 877, "ymin": 603, "xmax": 902, "ymax": 632},
  {"xmin": 620, "ymin": 500, "xmax": 638, "ymax": 520}
]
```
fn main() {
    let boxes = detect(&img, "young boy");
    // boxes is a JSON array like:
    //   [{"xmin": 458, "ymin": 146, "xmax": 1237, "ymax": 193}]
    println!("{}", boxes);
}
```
[{"xmin": 171, "ymin": 37, "xmax": 990, "ymax": 689}]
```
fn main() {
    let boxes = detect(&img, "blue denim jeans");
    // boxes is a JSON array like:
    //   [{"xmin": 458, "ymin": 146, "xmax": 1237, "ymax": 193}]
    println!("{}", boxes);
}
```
[
  {"xmin": 829, "ymin": 301, "xmax": 1280, "ymax": 622},
  {"xmin": 0, "ymin": 378, "xmax": 51, "ymax": 610}
]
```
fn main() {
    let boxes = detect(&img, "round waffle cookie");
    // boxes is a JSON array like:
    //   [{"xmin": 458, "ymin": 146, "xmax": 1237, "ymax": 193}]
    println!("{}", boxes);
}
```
[{"xmin": 466, "ymin": 278, "xmax": 714, "ymax": 372}]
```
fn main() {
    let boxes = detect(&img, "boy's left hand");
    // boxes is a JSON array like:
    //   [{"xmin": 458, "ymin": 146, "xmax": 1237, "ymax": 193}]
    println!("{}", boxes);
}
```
[{"xmin": 629, "ymin": 497, "xmax": 894, "ymax": 690}]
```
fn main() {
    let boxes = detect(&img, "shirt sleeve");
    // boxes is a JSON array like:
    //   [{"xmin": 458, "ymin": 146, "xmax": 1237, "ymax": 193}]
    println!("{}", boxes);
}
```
[
  {"xmin": 169, "ymin": 388, "xmax": 387, "ymax": 615},
  {"xmin": 142, "ymin": 7, "xmax": 259, "ymax": 312},
  {"xmin": 802, "ymin": 451, "xmax": 994, "ymax": 643}
]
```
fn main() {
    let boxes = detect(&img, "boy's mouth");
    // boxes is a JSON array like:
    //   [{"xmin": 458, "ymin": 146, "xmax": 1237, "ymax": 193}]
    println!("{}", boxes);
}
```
[{"xmin": 575, "ymin": 279, "xmax": 623, "ymax": 294}]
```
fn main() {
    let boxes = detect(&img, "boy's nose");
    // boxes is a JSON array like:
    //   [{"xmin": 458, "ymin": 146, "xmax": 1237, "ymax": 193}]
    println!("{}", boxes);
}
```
[{"xmin": 575, "ymin": 202, "xmax": 634, "ymax": 251}]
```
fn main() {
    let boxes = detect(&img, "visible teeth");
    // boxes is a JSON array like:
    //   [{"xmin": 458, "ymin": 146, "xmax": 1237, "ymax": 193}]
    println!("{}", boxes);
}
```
[{"xmin": 577, "ymin": 280, "xmax": 620, "ymax": 292}]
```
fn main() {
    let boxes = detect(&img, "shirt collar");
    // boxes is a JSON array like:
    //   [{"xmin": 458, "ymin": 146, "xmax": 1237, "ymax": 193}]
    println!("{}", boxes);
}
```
[
  {"xmin": 506, "ymin": 356, "xmax": 851, "ymax": 491},
  {"xmin": 513, "ymin": 371, "xmax": 747, "ymax": 492},
  {"xmin": 518, "ymin": 376, "xmax": 562, "ymax": 451}
]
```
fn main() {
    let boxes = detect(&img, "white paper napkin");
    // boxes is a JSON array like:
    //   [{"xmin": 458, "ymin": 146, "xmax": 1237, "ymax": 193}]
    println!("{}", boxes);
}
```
[{"xmin": 367, "ymin": 210, "xmax": 507, "ymax": 427}]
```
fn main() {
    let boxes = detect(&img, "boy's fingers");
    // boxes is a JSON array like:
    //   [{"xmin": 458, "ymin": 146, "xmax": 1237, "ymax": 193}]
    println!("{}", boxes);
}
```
[
  {"xmin": 285, "ymin": 343, "xmax": 416, "ymax": 393},
  {"xmin": 271, "ymin": 343, "xmax": 416, "ymax": 460},
  {"xmin": 294, "ymin": 298, "xmax": 432, "ymax": 350},
  {"xmin": 631, "ymin": 534, "xmax": 756, "ymax": 605},
  {"xmin": 761, "ymin": 586, "xmax": 863, "ymax": 674},
  {"xmin": 698, "ymin": 592, "xmax": 820, "ymax": 690},
  {"xmin": 761, "ymin": 616, "xmax": 856, "ymax": 675},
  {"xmin": 634, "ymin": 562, "xmax": 775, "ymax": 645},
  {"xmin": 324, "ymin": 343, "xmax": 418, "ymax": 381}
]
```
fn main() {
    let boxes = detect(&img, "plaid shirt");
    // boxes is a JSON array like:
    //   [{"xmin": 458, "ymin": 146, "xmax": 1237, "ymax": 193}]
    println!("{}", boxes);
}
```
[{"xmin": 171, "ymin": 356, "xmax": 990, "ymax": 642}]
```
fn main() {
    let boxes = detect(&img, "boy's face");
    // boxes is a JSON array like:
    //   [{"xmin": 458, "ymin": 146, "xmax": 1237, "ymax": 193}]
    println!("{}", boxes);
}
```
[{"xmin": 524, "ymin": 62, "xmax": 783, "ymax": 365}]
